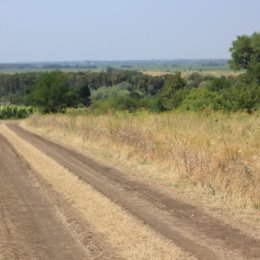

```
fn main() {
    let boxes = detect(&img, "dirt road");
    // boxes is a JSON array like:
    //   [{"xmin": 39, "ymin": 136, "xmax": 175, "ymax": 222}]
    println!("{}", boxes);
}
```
[
  {"xmin": 1, "ymin": 123, "xmax": 260, "ymax": 260},
  {"xmin": 0, "ymin": 131, "xmax": 119, "ymax": 260}
]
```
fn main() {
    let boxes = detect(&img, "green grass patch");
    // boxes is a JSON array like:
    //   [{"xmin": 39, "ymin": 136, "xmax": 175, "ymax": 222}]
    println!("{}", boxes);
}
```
[{"xmin": 0, "ymin": 105, "xmax": 34, "ymax": 120}]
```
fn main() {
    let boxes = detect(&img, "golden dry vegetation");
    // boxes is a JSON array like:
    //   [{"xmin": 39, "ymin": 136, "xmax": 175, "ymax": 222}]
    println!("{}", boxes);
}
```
[
  {"xmin": 24, "ymin": 111, "xmax": 260, "ymax": 211},
  {"xmin": 141, "ymin": 70, "xmax": 242, "ymax": 78}
]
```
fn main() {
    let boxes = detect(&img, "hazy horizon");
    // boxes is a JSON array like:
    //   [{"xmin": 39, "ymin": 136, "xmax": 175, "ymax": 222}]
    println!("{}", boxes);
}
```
[
  {"xmin": 0, "ymin": 58, "xmax": 230, "ymax": 65},
  {"xmin": 1, "ymin": 0, "xmax": 260, "ymax": 63}
]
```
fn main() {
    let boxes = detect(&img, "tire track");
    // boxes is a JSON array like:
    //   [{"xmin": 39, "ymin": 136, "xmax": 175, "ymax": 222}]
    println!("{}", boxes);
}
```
[{"xmin": 0, "ymin": 133, "xmax": 118, "ymax": 260}]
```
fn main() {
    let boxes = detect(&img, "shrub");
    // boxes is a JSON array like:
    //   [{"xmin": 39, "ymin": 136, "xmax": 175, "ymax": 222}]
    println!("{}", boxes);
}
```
[
  {"xmin": 164, "ymin": 88, "xmax": 191, "ymax": 109},
  {"xmin": 234, "ymin": 83, "xmax": 260, "ymax": 112},
  {"xmin": 181, "ymin": 88, "xmax": 222, "ymax": 111},
  {"xmin": 158, "ymin": 73, "xmax": 186, "ymax": 110},
  {"xmin": 91, "ymin": 85, "xmax": 130, "ymax": 101},
  {"xmin": 0, "ymin": 106, "xmax": 34, "ymax": 119},
  {"xmin": 92, "ymin": 96, "xmax": 159, "ymax": 114},
  {"xmin": 181, "ymin": 83, "xmax": 260, "ymax": 112}
]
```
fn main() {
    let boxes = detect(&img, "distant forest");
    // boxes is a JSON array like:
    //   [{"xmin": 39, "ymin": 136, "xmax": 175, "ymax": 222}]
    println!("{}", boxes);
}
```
[
  {"xmin": 0, "ymin": 59, "xmax": 228, "ymax": 72},
  {"xmin": 0, "ymin": 66, "xmax": 259, "ymax": 114},
  {"xmin": 0, "ymin": 32, "xmax": 259, "ymax": 114}
]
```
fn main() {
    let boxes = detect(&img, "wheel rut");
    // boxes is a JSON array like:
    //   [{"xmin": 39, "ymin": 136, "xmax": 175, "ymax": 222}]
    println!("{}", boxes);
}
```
[{"xmin": 0, "ymin": 131, "xmax": 119, "ymax": 260}]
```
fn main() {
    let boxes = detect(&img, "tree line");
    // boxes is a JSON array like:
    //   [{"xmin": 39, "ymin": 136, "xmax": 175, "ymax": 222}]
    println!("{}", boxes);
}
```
[{"xmin": 0, "ymin": 32, "xmax": 259, "ymax": 114}]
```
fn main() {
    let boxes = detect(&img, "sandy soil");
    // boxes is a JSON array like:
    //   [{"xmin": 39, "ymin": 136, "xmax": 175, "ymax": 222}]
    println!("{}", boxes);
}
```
[{"xmin": 1, "ymin": 122, "xmax": 260, "ymax": 260}]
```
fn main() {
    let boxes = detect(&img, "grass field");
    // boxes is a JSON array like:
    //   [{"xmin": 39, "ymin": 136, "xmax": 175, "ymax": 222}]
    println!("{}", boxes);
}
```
[
  {"xmin": 25, "ymin": 111, "xmax": 260, "ymax": 213},
  {"xmin": 142, "ymin": 69, "xmax": 242, "ymax": 78}
]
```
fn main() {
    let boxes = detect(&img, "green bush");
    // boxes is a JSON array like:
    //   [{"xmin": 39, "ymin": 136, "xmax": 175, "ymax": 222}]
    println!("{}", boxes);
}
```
[
  {"xmin": 158, "ymin": 73, "xmax": 186, "ymax": 110},
  {"xmin": 0, "ymin": 106, "xmax": 34, "ymax": 119},
  {"xmin": 233, "ymin": 83, "xmax": 260, "ymax": 112},
  {"xmin": 181, "ymin": 83, "xmax": 260, "ymax": 112},
  {"xmin": 92, "ymin": 96, "xmax": 159, "ymax": 114},
  {"xmin": 163, "ymin": 88, "xmax": 191, "ymax": 109},
  {"xmin": 91, "ymin": 85, "xmax": 130, "ymax": 101},
  {"xmin": 181, "ymin": 88, "xmax": 223, "ymax": 111}
]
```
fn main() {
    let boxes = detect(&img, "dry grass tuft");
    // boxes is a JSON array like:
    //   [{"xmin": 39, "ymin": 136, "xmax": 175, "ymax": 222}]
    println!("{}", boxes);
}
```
[
  {"xmin": 24, "ymin": 111, "xmax": 260, "ymax": 210},
  {"xmin": 1, "ymin": 123, "xmax": 194, "ymax": 260}
]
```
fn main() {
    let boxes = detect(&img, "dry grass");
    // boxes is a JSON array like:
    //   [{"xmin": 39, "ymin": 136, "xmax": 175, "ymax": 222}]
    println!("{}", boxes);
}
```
[
  {"xmin": 0, "ymin": 123, "xmax": 194, "ymax": 260},
  {"xmin": 24, "ymin": 111, "xmax": 260, "ymax": 212},
  {"xmin": 141, "ymin": 70, "xmax": 242, "ymax": 78}
]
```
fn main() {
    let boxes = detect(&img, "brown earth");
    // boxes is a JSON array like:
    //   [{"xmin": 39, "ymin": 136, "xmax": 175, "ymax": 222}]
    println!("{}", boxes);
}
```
[
  {"xmin": 0, "ymin": 132, "xmax": 119, "ymax": 260},
  {"xmin": 3, "ymin": 123, "xmax": 259, "ymax": 260}
]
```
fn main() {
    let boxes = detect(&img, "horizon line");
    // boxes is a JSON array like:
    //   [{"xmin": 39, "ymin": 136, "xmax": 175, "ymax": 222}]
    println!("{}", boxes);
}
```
[{"xmin": 0, "ymin": 58, "xmax": 230, "ymax": 65}]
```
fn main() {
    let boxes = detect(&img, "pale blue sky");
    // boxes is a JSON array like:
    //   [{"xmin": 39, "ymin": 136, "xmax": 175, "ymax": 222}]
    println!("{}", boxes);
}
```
[{"xmin": 0, "ymin": 0, "xmax": 259, "ymax": 62}]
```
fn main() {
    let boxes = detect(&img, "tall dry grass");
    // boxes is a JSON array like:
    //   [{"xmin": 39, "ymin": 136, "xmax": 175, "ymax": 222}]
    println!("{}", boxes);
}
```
[{"xmin": 25, "ymin": 111, "xmax": 260, "ymax": 209}]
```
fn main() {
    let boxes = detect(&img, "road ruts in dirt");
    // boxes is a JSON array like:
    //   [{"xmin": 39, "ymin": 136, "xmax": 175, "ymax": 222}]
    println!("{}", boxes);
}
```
[
  {"xmin": 0, "ymin": 133, "xmax": 118, "ymax": 260},
  {"xmin": 6, "ymin": 123, "xmax": 260, "ymax": 260}
]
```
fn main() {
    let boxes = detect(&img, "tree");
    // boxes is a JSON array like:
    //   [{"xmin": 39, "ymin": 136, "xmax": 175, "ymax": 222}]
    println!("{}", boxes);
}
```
[
  {"xmin": 209, "ymin": 76, "xmax": 231, "ymax": 91},
  {"xmin": 158, "ymin": 73, "xmax": 186, "ymax": 110},
  {"xmin": 26, "ymin": 71, "xmax": 76, "ymax": 113},
  {"xmin": 229, "ymin": 35, "xmax": 253, "ymax": 70},
  {"xmin": 229, "ymin": 32, "xmax": 260, "ymax": 83},
  {"xmin": 77, "ymin": 83, "xmax": 91, "ymax": 106}
]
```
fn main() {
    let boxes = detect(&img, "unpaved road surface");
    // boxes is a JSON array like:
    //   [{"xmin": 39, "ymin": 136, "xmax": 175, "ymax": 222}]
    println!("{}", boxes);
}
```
[
  {"xmin": 0, "ymin": 134, "xmax": 88, "ymax": 259},
  {"xmin": 1, "ymin": 123, "xmax": 260, "ymax": 260},
  {"xmin": 0, "ymin": 131, "xmax": 118, "ymax": 260}
]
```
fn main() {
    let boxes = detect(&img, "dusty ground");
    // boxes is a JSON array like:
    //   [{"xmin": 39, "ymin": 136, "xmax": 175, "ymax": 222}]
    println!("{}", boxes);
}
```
[
  {"xmin": 0, "ymin": 133, "xmax": 117, "ymax": 260},
  {"xmin": 0, "ymin": 122, "xmax": 260, "ymax": 260}
]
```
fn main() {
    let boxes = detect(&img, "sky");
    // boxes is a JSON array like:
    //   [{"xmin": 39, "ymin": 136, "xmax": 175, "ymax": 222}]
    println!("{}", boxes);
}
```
[{"xmin": 0, "ymin": 0, "xmax": 260, "ymax": 62}]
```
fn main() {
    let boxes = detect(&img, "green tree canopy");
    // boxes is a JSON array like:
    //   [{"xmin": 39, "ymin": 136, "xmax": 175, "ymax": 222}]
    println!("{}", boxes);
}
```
[
  {"xmin": 229, "ymin": 32, "xmax": 260, "ymax": 83},
  {"xmin": 158, "ymin": 73, "xmax": 186, "ymax": 110},
  {"xmin": 26, "ymin": 71, "xmax": 76, "ymax": 113}
]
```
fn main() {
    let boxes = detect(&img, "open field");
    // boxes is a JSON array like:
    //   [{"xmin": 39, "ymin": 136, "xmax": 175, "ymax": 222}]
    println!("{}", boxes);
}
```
[
  {"xmin": 1, "ymin": 122, "xmax": 260, "ymax": 259},
  {"xmin": 141, "ymin": 69, "xmax": 243, "ymax": 78},
  {"xmin": 25, "ymin": 111, "xmax": 260, "ymax": 210}
]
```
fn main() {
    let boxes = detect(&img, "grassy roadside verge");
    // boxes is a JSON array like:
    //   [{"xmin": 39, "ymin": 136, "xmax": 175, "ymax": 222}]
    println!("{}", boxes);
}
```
[{"xmin": 23, "ymin": 111, "xmax": 260, "ymax": 224}]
